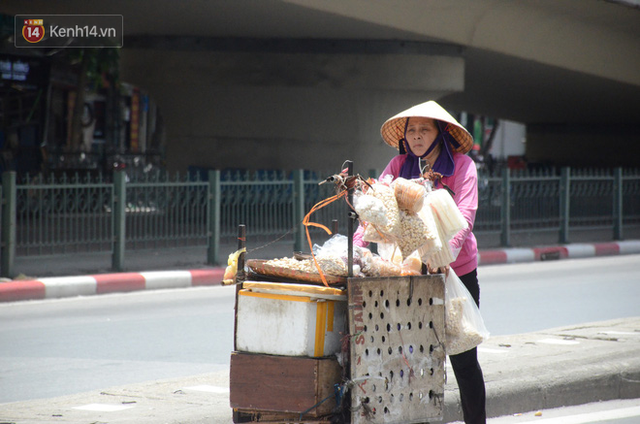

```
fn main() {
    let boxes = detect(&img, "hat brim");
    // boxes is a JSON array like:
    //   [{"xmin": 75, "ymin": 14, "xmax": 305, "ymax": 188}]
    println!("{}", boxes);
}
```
[{"xmin": 380, "ymin": 101, "xmax": 474, "ymax": 154}]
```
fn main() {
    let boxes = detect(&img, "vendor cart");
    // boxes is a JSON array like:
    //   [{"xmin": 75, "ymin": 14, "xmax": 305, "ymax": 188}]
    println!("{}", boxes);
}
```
[{"xmin": 228, "ymin": 162, "xmax": 446, "ymax": 423}]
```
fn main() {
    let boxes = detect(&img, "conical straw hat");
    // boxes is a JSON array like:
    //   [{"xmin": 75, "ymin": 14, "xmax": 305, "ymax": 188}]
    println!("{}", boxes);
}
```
[{"xmin": 380, "ymin": 101, "xmax": 473, "ymax": 154}]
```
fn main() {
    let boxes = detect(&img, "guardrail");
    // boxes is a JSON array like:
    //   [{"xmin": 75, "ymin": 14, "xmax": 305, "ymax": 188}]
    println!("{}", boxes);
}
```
[{"xmin": 2, "ymin": 167, "xmax": 639, "ymax": 277}]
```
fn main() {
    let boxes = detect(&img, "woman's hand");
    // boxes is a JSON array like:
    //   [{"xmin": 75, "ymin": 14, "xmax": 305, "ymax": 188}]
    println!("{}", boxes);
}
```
[{"xmin": 427, "ymin": 263, "xmax": 450, "ymax": 277}]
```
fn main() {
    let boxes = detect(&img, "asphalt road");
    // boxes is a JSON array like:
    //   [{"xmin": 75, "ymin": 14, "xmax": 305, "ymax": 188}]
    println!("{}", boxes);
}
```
[
  {"xmin": 0, "ymin": 254, "xmax": 638, "ymax": 405},
  {"xmin": 0, "ymin": 286, "xmax": 235, "ymax": 403},
  {"xmin": 478, "ymin": 254, "xmax": 640, "ymax": 335}
]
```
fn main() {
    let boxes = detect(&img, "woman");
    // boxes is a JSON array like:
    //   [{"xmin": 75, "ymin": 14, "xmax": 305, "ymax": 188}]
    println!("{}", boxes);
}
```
[{"xmin": 354, "ymin": 100, "xmax": 486, "ymax": 424}]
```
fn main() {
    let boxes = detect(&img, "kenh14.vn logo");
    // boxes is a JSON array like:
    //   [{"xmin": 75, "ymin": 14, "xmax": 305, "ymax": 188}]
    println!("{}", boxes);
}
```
[
  {"xmin": 22, "ymin": 19, "xmax": 45, "ymax": 43},
  {"xmin": 15, "ymin": 15, "xmax": 123, "ymax": 48}
]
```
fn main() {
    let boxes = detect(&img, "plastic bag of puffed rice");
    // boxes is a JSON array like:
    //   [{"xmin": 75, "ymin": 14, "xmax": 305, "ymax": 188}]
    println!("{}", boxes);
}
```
[
  {"xmin": 444, "ymin": 270, "xmax": 490, "ymax": 355},
  {"xmin": 361, "ymin": 182, "xmax": 401, "ymax": 243}
]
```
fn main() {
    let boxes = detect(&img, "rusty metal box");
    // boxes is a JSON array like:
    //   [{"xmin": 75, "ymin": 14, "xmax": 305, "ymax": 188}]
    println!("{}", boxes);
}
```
[{"xmin": 348, "ymin": 275, "xmax": 446, "ymax": 424}]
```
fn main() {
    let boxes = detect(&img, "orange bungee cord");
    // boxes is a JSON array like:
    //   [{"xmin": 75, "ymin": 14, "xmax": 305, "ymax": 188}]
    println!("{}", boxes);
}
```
[{"xmin": 302, "ymin": 190, "xmax": 348, "ymax": 287}]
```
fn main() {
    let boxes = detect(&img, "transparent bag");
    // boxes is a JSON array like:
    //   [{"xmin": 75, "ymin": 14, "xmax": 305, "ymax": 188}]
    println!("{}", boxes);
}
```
[
  {"xmin": 361, "ymin": 183, "xmax": 401, "ymax": 242},
  {"xmin": 312, "ymin": 234, "xmax": 361, "ymax": 277},
  {"xmin": 391, "ymin": 177, "xmax": 426, "ymax": 214},
  {"xmin": 396, "ymin": 210, "xmax": 430, "ymax": 259},
  {"xmin": 444, "ymin": 270, "xmax": 490, "ymax": 355}
]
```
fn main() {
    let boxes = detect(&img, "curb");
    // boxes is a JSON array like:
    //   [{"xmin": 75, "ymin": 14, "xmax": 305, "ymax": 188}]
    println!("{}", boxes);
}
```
[
  {"xmin": 2, "ymin": 240, "xmax": 639, "ymax": 303},
  {"xmin": 441, "ymin": 318, "xmax": 640, "ymax": 422},
  {"xmin": 0, "ymin": 268, "xmax": 225, "ymax": 302},
  {"xmin": 478, "ymin": 240, "xmax": 640, "ymax": 265}
]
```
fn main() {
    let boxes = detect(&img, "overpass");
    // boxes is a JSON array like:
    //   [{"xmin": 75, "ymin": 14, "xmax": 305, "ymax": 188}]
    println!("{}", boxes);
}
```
[{"xmin": 2, "ymin": 0, "xmax": 640, "ymax": 172}]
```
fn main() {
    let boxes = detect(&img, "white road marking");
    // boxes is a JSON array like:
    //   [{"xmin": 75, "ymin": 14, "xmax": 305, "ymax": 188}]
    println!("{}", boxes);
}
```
[
  {"xmin": 42, "ymin": 276, "xmax": 97, "ymax": 298},
  {"xmin": 141, "ymin": 270, "xmax": 192, "ymax": 290},
  {"xmin": 537, "ymin": 338, "xmax": 580, "ymax": 345},
  {"xmin": 72, "ymin": 403, "xmax": 135, "ymax": 412},
  {"xmin": 183, "ymin": 385, "xmax": 229, "ymax": 393},
  {"xmin": 617, "ymin": 240, "xmax": 640, "ymax": 255},
  {"xmin": 565, "ymin": 244, "xmax": 596, "ymax": 258},
  {"xmin": 478, "ymin": 347, "xmax": 510, "ymax": 354},
  {"xmin": 505, "ymin": 249, "xmax": 535, "ymax": 263}
]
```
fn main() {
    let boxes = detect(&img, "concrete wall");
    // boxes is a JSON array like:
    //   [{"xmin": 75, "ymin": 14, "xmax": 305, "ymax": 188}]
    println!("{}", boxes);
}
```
[{"xmin": 120, "ymin": 48, "xmax": 465, "ymax": 174}]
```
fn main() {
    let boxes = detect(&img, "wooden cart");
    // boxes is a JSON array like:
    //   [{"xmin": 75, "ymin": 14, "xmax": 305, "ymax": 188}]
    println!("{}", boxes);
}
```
[
  {"xmin": 229, "ymin": 271, "xmax": 445, "ymax": 423},
  {"xmin": 229, "ymin": 161, "xmax": 446, "ymax": 423}
]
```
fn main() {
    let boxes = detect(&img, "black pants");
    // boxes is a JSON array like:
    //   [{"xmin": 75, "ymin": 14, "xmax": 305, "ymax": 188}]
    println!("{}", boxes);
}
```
[{"xmin": 448, "ymin": 269, "xmax": 486, "ymax": 424}]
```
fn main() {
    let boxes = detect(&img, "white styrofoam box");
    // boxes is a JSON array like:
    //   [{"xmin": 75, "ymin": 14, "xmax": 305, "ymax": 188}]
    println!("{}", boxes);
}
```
[{"xmin": 235, "ymin": 281, "xmax": 347, "ymax": 357}]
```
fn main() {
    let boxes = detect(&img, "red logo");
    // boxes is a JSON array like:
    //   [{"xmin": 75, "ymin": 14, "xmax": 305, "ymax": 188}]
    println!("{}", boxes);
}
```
[{"xmin": 22, "ymin": 19, "xmax": 45, "ymax": 43}]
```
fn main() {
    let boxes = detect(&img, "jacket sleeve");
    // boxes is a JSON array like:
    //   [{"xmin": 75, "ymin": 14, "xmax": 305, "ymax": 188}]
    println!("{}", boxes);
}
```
[
  {"xmin": 380, "ymin": 155, "xmax": 404, "ymax": 181},
  {"xmin": 353, "ymin": 223, "xmax": 369, "ymax": 248},
  {"xmin": 447, "ymin": 156, "xmax": 478, "ymax": 255}
]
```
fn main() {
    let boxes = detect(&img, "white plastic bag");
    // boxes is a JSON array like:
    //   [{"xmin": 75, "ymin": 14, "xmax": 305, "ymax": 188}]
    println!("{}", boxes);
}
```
[
  {"xmin": 417, "ymin": 200, "xmax": 443, "ymax": 260},
  {"xmin": 353, "ymin": 192, "xmax": 388, "ymax": 228},
  {"xmin": 444, "ymin": 270, "xmax": 490, "ymax": 355}
]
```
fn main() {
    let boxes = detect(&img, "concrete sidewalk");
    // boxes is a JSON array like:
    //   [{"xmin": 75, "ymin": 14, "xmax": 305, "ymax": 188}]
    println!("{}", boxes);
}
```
[
  {"xmin": 2, "ymin": 239, "xmax": 640, "ymax": 303},
  {"xmin": 1, "ymin": 317, "xmax": 638, "ymax": 423}
]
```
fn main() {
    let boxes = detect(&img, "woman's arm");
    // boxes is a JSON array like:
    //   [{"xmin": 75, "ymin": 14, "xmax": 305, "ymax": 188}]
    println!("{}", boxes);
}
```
[
  {"xmin": 446, "ymin": 155, "xmax": 478, "ymax": 255},
  {"xmin": 353, "ymin": 223, "xmax": 369, "ymax": 248}
]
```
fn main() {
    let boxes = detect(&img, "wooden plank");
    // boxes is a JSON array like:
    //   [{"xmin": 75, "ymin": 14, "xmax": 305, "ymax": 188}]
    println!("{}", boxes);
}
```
[
  {"xmin": 348, "ymin": 275, "xmax": 445, "ymax": 424},
  {"xmin": 230, "ymin": 352, "xmax": 342, "ymax": 417},
  {"xmin": 233, "ymin": 408, "xmax": 334, "ymax": 423}
]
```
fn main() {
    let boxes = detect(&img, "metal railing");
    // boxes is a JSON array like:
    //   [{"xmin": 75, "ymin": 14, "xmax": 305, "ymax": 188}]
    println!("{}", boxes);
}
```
[
  {"xmin": 14, "ymin": 173, "xmax": 113, "ymax": 257},
  {"xmin": 2, "ymin": 166, "xmax": 639, "ymax": 277},
  {"xmin": 475, "ymin": 167, "xmax": 640, "ymax": 244}
]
